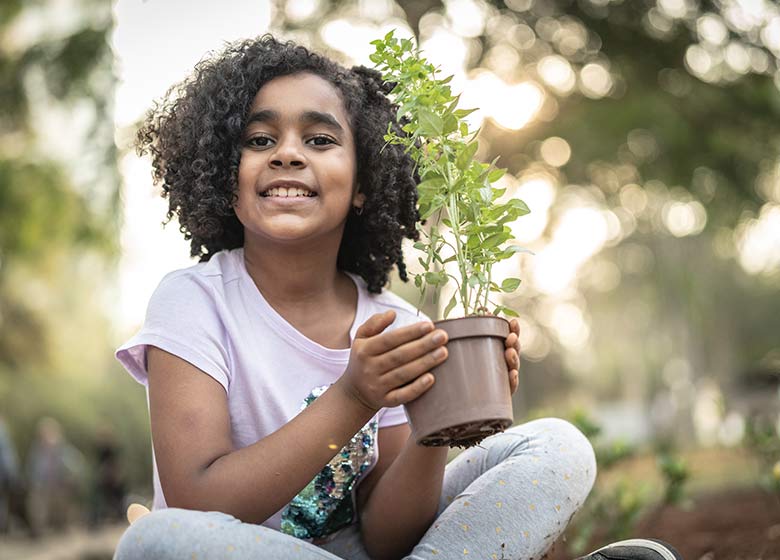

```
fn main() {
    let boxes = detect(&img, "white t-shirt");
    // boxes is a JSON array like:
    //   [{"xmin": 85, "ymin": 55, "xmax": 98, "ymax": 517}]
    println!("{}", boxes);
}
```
[{"xmin": 116, "ymin": 247, "xmax": 430, "ymax": 542}]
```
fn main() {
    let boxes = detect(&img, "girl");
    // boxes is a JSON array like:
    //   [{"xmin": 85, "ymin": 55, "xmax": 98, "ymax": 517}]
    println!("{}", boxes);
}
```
[{"xmin": 115, "ymin": 34, "xmax": 681, "ymax": 560}]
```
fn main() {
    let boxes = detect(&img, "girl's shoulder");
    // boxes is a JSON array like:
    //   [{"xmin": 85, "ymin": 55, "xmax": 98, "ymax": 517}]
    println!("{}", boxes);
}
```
[
  {"xmin": 155, "ymin": 248, "xmax": 244, "ymax": 293},
  {"xmin": 147, "ymin": 249, "xmax": 245, "ymax": 317}
]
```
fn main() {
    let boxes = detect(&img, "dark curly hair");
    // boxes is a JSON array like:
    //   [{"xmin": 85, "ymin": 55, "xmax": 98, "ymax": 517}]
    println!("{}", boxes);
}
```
[{"xmin": 136, "ymin": 34, "xmax": 422, "ymax": 293}]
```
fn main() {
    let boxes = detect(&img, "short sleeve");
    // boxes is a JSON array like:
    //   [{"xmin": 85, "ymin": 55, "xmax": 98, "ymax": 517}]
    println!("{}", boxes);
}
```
[
  {"xmin": 378, "ymin": 304, "xmax": 433, "ymax": 429},
  {"xmin": 115, "ymin": 271, "xmax": 231, "ymax": 392}
]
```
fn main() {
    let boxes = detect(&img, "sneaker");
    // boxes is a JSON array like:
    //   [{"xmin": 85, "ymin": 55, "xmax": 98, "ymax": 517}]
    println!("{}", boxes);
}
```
[{"xmin": 577, "ymin": 539, "xmax": 683, "ymax": 560}]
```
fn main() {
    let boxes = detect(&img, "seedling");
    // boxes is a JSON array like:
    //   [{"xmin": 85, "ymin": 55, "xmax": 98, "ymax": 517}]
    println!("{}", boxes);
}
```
[{"xmin": 369, "ymin": 30, "xmax": 531, "ymax": 319}]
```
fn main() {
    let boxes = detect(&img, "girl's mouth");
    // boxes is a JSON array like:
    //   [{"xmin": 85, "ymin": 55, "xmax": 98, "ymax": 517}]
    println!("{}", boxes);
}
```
[
  {"xmin": 260, "ymin": 186, "xmax": 317, "ymax": 198},
  {"xmin": 258, "ymin": 193, "xmax": 318, "ymax": 206}
]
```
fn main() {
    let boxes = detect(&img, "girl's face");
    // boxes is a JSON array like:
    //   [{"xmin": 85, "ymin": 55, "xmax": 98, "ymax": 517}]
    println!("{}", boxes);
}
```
[{"xmin": 234, "ymin": 72, "xmax": 363, "ymax": 248}]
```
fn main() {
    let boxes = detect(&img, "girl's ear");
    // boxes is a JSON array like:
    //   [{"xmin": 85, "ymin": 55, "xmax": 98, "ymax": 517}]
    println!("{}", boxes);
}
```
[{"xmin": 352, "ymin": 191, "xmax": 366, "ymax": 209}]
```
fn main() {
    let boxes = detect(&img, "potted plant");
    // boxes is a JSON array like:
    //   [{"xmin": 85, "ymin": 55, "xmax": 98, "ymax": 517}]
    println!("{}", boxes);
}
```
[{"xmin": 369, "ymin": 31, "xmax": 532, "ymax": 447}]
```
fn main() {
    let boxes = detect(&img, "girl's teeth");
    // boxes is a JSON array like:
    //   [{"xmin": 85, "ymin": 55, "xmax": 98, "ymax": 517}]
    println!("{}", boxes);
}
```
[{"xmin": 264, "ymin": 187, "xmax": 315, "ymax": 197}]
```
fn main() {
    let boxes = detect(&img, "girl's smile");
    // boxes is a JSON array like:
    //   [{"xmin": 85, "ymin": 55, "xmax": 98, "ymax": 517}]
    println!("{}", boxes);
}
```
[
  {"xmin": 258, "ymin": 194, "xmax": 318, "ymax": 207},
  {"xmin": 258, "ymin": 180, "xmax": 319, "ymax": 204}
]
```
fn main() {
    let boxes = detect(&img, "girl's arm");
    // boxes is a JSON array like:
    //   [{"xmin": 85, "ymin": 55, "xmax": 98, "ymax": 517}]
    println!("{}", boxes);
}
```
[
  {"xmin": 147, "ymin": 346, "xmax": 376, "ymax": 524},
  {"xmin": 147, "ymin": 310, "xmax": 449, "ymax": 526},
  {"xmin": 356, "ymin": 423, "xmax": 448, "ymax": 560}
]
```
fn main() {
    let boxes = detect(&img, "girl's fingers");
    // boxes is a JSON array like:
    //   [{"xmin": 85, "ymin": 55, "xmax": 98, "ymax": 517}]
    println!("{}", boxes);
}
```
[
  {"xmin": 509, "ymin": 369, "xmax": 519, "ymax": 394},
  {"xmin": 505, "ymin": 347, "xmax": 519, "ymax": 369},
  {"xmin": 382, "ymin": 344, "xmax": 448, "ymax": 388},
  {"xmin": 363, "ymin": 319, "xmax": 436, "ymax": 356},
  {"xmin": 373, "ymin": 327, "xmax": 448, "ymax": 373},
  {"xmin": 384, "ymin": 372, "xmax": 435, "ymax": 407},
  {"xmin": 506, "ymin": 322, "xmax": 521, "ymax": 360},
  {"xmin": 355, "ymin": 310, "xmax": 397, "ymax": 340}
]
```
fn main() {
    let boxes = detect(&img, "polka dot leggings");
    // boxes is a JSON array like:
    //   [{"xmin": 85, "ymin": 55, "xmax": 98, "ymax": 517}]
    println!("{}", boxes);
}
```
[{"xmin": 114, "ymin": 417, "xmax": 596, "ymax": 560}]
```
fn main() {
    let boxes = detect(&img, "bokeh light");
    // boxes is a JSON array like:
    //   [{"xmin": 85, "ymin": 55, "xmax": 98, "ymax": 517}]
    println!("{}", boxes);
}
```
[
  {"xmin": 540, "ymin": 137, "xmax": 571, "ymax": 167},
  {"xmin": 735, "ymin": 203, "xmax": 780, "ymax": 275},
  {"xmin": 533, "ymin": 205, "xmax": 609, "ymax": 294},
  {"xmin": 579, "ymin": 62, "xmax": 613, "ymax": 98},
  {"xmin": 537, "ymin": 55, "xmax": 576, "ymax": 94},
  {"xmin": 662, "ymin": 200, "xmax": 708, "ymax": 237},
  {"xmin": 461, "ymin": 70, "xmax": 546, "ymax": 130},
  {"xmin": 697, "ymin": 13, "xmax": 729, "ymax": 45}
]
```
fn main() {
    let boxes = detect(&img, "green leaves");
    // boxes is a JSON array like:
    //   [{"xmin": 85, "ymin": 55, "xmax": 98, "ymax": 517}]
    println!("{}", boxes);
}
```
[
  {"xmin": 417, "ymin": 107, "xmax": 443, "ymax": 136},
  {"xmin": 424, "ymin": 271, "xmax": 449, "ymax": 285},
  {"xmin": 492, "ymin": 305, "xmax": 519, "ymax": 317},
  {"xmin": 456, "ymin": 141, "xmax": 478, "ymax": 171},
  {"xmin": 370, "ymin": 30, "xmax": 531, "ymax": 319},
  {"xmin": 501, "ymin": 278, "xmax": 522, "ymax": 292}
]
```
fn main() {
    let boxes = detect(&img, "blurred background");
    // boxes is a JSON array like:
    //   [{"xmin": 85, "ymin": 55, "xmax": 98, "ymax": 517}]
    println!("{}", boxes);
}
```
[{"xmin": 0, "ymin": 0, "xmax": 778, "ymax": 558}]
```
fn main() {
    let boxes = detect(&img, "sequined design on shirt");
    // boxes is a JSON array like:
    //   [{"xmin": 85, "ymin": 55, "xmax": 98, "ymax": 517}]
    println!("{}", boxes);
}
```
[{"xmin": 280, "ymin": 384, "xmax": 378, "ymax": 540}]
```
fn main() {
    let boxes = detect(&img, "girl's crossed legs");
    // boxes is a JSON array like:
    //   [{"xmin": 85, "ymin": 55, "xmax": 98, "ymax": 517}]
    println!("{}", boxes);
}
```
[{"xmin": 114, "ymin": 418, "xmax": 596, "ymax": 560}]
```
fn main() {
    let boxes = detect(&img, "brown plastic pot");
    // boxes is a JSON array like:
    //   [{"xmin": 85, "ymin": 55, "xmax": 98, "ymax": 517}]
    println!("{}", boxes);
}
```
[{"xmin": 404, "ymin": 315, "xmax": 513, "ymax": 448}]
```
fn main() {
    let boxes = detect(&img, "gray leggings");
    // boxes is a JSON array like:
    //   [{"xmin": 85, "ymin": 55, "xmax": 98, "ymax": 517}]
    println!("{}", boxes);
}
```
[{"xmin": 114, "ymin": 418, "xmax": 596, "ymax": 560}]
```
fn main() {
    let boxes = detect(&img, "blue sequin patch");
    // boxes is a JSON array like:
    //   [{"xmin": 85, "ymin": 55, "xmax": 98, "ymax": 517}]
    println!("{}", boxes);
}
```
[{"xmin": 280, "ymin": 385, "xmax": 378, "ymax": 540}]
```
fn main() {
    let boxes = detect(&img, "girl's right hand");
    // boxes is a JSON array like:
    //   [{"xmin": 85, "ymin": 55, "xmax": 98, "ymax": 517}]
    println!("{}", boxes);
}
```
[{"xmin": 336, "ymin": 310, "xmax": 449, "ymax": 412}]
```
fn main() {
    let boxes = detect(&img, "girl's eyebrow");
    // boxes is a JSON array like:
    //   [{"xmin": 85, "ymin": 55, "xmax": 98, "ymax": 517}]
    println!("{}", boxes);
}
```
[{"xmin": 246, "ymin": 109, "xmax": 344, "ymax": 134}]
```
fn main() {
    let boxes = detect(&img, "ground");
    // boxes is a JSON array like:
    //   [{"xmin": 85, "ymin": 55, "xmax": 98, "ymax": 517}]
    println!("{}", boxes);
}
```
[
  {"xmin": 635, "ymin": 487, "xmax": 780, "ymax": 560},
  {"xmin": 0, "ymin": 523, "xmax": 124, "ymax": 560},
  {"xmin": 549, "ymin": 486, "xmax": 780, "ymax": 560}
]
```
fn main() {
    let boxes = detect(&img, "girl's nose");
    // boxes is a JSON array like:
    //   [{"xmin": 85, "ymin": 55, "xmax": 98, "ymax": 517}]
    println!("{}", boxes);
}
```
[
  {"xmin": 270, "ymin": 136, "xmax": 307, "ymax": 168},
  {"xmin": 270, "ymin": 157, "xmax": 304, "ymax": 168}
]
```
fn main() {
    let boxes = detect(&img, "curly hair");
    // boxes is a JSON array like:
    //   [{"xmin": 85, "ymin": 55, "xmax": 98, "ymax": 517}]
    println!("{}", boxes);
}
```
[{"xmin": 136, "ymin": 34, "xmax": 422, "ymax": 293}]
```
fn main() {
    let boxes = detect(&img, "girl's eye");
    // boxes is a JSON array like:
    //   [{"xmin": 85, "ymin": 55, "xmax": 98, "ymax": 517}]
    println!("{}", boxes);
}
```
[
  {"xmin": 309, "ymin": 135, "xmax": 335, "ymax": 146},
  {"xmin": 245, "ymin": 135, "xmax": 335, "ymax": 148},
  {"xmin": 247, "ymin": 136, "xmax": 272, "ymax": 147}
]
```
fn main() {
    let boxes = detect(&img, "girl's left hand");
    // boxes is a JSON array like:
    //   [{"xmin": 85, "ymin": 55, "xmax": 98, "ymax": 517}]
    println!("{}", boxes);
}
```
[
  {"xmin": 483, "ymin": 312, "xmax": 521, "ymax": 394},
  {"xmin": 505, "ymin": 318, "xmax": 521, "ymax": 395}
]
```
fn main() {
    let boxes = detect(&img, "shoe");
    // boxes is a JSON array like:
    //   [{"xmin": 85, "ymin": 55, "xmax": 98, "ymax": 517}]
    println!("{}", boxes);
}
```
[{"xmin": 577, "ymin": 539, "xmax": 683, "ymax": 560}]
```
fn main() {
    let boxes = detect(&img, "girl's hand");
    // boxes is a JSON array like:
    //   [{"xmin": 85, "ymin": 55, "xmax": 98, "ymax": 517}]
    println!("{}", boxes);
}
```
[
  {"xmin": 483, "ymin": 311, "xmax": 522, "ymax": 394},
  {"xmin": 505, "ymin": 318, "xmax": 521, "ymax": 395},
  {"xmin": 336, "ymin": 310, "xmax": 449, "ymax": 412}
]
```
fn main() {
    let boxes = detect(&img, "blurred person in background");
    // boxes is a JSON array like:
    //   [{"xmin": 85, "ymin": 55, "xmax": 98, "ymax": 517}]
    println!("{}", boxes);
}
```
[
  {"xmin": 0, "ymin": 414, "xmax": 21, "ymax": 534},
  {"xmin": 26, "ymin": 417, "xmax": 86, "ymax": 534},
  {"xmin": 0, "ymin": 414, "xmax": 35, "ymax": 538},
  {"xmin": 88, "ymin": 424, "xmax": 126, "ymax": 528}
]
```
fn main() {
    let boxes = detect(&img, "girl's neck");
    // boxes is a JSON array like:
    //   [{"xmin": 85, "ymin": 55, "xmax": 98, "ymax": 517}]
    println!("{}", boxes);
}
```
[{"xmin": 242, "ymin": 238, "xmax": 347, "ymax": 307}]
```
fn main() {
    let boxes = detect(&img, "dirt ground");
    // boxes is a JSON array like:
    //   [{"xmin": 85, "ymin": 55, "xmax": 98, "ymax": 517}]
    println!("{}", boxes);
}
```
[
  {"xmin": 550, "ymin": 486, "xmax": 780, "ymax": 560},
  {"xmin": 635, "ymin": 487, "xmax": 780, "ymax": 560}
]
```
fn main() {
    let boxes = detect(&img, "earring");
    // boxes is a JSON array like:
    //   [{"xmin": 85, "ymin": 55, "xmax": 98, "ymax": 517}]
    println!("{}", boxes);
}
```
[{"xmin": 353, "ymin": 205, "xmax": 364, "ymax": 216}]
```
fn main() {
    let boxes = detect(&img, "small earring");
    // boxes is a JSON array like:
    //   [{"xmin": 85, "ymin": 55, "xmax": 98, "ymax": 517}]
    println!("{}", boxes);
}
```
[{"xmin": 353, "ymin": 205, "xmax": 364, "ymax": 216}]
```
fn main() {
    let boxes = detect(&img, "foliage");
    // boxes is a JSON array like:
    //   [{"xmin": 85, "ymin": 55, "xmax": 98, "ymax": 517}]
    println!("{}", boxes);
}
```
[
  {"xmin": 566, "ymin": 410, "xmax": 690, "ymax": 555},
  {"xmin": 568, "ymin": 479, "xmax": 652, "ymax": 553},
  {"xmin": 743, "ymin": 410, "xmax": 780, "ymax": 495},
  {"xmin": 475, "ymin": 0, "xmax": 780, "ymax": 221},
  {"xmin": 0, "ymin": 0, "xmax": 140, "ymax": 507},
  {"xmin": 369, "ymin": 29, "xmax": 531, "ymax": 319},
  {"xmin": 656, "ymin": 450, "xmax": 690, "ymax": 506},
  {"xmin": 0, "ymin": 0, "xmax": 118, "ymax": 371}
]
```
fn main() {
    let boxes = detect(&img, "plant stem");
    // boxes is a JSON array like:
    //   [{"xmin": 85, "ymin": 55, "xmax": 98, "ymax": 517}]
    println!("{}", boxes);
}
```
[
  {"xmin": 484, "ymin": 264, "xmax": 492, "ymax": 311},
  {"xmin": 447, "ymin": 188, "xmax": 470, "ymax": 315}
]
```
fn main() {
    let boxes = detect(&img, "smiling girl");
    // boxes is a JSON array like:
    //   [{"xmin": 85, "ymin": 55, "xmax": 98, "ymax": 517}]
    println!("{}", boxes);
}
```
[{"xmin": 114, "ymin": 34, "xmax": 681, "ymax": 560}]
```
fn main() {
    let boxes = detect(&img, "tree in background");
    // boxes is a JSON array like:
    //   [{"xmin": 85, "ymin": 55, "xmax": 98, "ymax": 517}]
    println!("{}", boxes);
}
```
[{"xmin": 0, "ymin": 0, "xmax": 149, "ymax": 495}]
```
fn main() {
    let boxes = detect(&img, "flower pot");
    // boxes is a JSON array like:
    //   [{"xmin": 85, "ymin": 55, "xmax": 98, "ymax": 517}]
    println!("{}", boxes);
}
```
[{"xmin": 404, "ymin": 315, "xmax": 513, "ymax": 447}]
